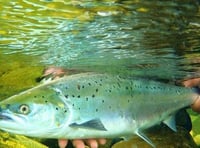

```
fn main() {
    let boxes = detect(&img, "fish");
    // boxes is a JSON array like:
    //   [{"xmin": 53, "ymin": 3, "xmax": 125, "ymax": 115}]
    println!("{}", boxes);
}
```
[{"xmin": 0, "ymin": 72, "xmax": 199, "ymax": 147}]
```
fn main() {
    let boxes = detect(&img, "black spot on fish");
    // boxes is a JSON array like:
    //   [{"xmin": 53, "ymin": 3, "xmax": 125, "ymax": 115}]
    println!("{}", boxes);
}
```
[
  {"xmin": 117, "ymin": 83, "xmax": 121, "ymax": 88},
  {"xmin": 6, "ymin": 104, "xmax": 10, "ymax": 108},
  {"xmin": 88, "ymin": 83, "xmax": 91, "ymax": 86},
  {"xmin": 42, "ymin": 96, "xmax": 45, "ymax": 98},
  {"xmin": 72, "ymin": 104, "xmax": 75, "ymax": 107},
  {"xmin": 96, "ymin": 109, "xmax": 98, "ymax": 112},
  {"xmin": 99, "ymin": 83, "xmax": 102, "ymax": 86},
  {"xmin": 102, "ymin": 100, "xmax": 105, "ymax": 103},
  {"xmin": 77, "ymin": 95, "xmax": 80, "ymax": 98},
  {"xmin": 34, "ymin": 96, "xmax": 37, "ymax": 98},
  {"xmin": 72, "ymin": 95, "xmax": 75, "ymax": 98},
  {"xmin": 78, "ymin": 107, "xmax": 81, "ymax": 110},
  {"xmin": 96, "ymin": 89, "xmax": 98, "ymax": 92},
  {"xmin": 65, "ymin": 86, "xmax": 68, "ymax": 89},
  {"xmin": 56, "ymin": 107, "xmax": 58, "ymax": 110},
  {"xmin": 56, "ymin": 91, "xmax": 61, "ymax": 95},
  {"xmin": 82, "ymin": 85, "xmax": 85, "ymax": 89},
  {"xmin": 109, "ymin": 90, "xmax": 112, "ymax": 93},
  {"xmin": 100, "ymin": 79, "xmax": 103, "ymax": 82},
  {"xmin": 45, "ymin": 100, "xmax": 48, "ymax": 103},
  {"xmin": 92, "ymin": 94, "xmax": 95, "ymax": 98},
  {"xmin": 128, "ymin": 100, "xmax": 130, "ymax": 103},
  {"xmin": 64, "ymin": 110, "xmax": 67, "ymax": 113},
  {"xmin": 95, "ymin": 81, "xmax": 98, "ymax": 84},
  {"xmin": 77, "ymin": 85, "xmax": 81, "ymax": 90},
  {"xmin": 86, "ymin": 97, "xmax": 88, "ymax": 101},
  {"xmin": 126, "ymin": 86, "xmax": 128, "ymax": 90},
  {"xmin": 65, "ymin": 95, "xmax": 68, "ymax": 99}
]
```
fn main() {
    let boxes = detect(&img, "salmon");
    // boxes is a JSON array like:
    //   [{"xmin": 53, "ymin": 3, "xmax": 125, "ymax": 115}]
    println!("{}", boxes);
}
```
[{"xmin": 0, "ymin": 73, "xmax": 199, "ymax": 147}]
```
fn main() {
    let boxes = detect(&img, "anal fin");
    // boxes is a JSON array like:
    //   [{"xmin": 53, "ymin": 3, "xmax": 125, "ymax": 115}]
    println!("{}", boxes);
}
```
[
  {"xmin": 135, "ymin": 131, "xmax": 155, "ymax": 148},
  {"xmin": 163, "ymin": 115, "xmax": 177, "ymax": 132}
]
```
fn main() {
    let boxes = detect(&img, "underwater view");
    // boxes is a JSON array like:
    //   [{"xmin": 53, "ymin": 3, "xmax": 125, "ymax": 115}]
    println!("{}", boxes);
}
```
[{"xmin": 0, "ymin": 0, "xmax": 200, "ymax": 147}]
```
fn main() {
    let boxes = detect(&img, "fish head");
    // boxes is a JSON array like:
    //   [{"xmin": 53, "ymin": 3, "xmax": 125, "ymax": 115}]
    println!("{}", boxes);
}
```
[{"xmin": 0, "ymin": 85, "xmax": 70, "ymax": 138}]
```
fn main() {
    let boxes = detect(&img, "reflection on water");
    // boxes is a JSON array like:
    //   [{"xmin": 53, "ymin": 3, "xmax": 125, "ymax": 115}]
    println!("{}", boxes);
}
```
[{"xmin": 0, "ymin": 0, "xmax": 200, "ymax": 79}]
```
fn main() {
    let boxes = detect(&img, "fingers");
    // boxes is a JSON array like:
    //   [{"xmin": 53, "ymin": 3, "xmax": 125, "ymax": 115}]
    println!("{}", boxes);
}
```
[
  {"xmin": 43, "ymin": 66, "xmax": 66, "ymax": 79},
  {"xmin": 97, "ymin": 138, "xmax": 107, "ymax": 145},
  {"xmin": 58, "ymin": 138, "xmax": 107, "ymax": 148},
  {"xmin": 182, "ymin": 78, "xmax": 200, "ymax": 87},
  {"xmin": 191, "ymin": 97, "xmax": 200, "ymax": 113},
  {"xmin": 85, "ymin": 138, "xmax": 107, "ymax": 148},
  {"xmin": 58, "ymin": 139, "xmax": 68, "ymax": 148},
  {"xmin": 72, "ymin": 139, "xmax": 85, "ymax": 148},
  {"xmin": 182, "ymin": 77, "xmax": 200, "ymax": 114},
  {"xmin": 85, "ymin": 139, "xmax": 98, "ymax": 148}
]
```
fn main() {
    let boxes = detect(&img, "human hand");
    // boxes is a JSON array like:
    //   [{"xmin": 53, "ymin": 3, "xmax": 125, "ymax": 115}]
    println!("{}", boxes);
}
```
[
  {"xmin": 42, "ymin": 66, "xmax": 66, "ymax": 79},
  {"xmin": 182, "ymin": 78, "xmax": 200, "ymax": 113},
  {"xmin": 58, "ymin": 138, "xmax": 107, "ymax": 148}
]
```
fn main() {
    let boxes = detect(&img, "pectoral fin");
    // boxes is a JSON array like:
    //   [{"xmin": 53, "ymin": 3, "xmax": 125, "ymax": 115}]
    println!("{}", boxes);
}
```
[
  {"xmin": 135, "ymin": 131, "xmax": 155, "ymax": 148},
  {"xmin": 69, "ymin": 119, "xmax": 107, "ymax": 131},
  {"xmin": 163, "ymin": 115, "xmax": 177, "ymax": 132}
]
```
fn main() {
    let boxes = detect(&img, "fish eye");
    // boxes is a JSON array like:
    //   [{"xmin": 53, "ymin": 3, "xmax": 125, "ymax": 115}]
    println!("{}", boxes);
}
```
[{"xmin": 19, "ymin": 104, "xmax": 30, "ymax": 115}]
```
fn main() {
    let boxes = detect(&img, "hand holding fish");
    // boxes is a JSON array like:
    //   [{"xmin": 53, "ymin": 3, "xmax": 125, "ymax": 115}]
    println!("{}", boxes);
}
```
[
  {"xmin": 58, "ymin": 138, "xmax": 106, "ymax": 148},
  {"xmin": 191, "ymin": 98, "xmax": 200, "ymax": 113},
  {"xmin": 43, "ymin": 67, "xmax": 200, "ymax": 148},
  {"xmin": 182, "ymin": 78, "xmax": 200, "ymax": 113},
  {"xmin": 1, "ymin": 67, "xmax": 199, "ymax": 148}
]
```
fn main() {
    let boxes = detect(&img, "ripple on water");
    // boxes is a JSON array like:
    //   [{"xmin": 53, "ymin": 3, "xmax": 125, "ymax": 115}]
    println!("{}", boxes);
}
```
[{"xmin": 0, "ymin": 0, "xmax": 199, "ymax": 79}]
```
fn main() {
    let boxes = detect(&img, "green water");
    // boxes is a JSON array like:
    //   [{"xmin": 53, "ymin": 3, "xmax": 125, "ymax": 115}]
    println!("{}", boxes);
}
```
[{"xmin": 0, "ymin": 0, "xmax": 200, "ymax": 147}]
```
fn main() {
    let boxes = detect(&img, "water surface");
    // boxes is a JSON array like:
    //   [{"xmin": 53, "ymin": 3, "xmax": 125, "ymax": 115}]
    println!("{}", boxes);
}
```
[{"xmin": 0, "ymin": 0, "xmax": 199, "ymax": 80}]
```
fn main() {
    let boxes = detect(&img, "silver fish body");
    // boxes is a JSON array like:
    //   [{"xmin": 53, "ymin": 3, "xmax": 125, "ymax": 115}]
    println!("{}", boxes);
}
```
[{"xmin": 0, "ymin": 73, "xmax": 199, "ymax": 147}]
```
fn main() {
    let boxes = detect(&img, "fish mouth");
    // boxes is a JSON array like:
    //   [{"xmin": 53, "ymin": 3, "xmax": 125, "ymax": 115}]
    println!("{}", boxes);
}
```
[{"xmin": 0, "ymin": 113, "xmax": 13, "ymax": 121}]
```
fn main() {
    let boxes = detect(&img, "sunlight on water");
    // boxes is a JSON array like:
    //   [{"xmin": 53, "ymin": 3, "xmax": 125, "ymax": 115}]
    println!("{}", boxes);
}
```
[{"xmin": 0, "ymin": 0, "xmax": 200, "ymax": 79}]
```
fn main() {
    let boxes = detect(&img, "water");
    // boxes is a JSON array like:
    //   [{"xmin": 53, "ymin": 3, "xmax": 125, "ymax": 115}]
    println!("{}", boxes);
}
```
[
  {"xmin": 0, "ymin": 0, "xmax": 200, "ymax": 147},
  {"xmin": 0, "ymin": 0, "xmax": 199, "ymax": 80}
]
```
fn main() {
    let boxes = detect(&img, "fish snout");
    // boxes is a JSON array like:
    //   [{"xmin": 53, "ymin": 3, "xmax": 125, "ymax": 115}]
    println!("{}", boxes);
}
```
[
  {"xmin": 0, "ymin": 105, "xmax": 13, "ymax": 121},
  {"xmin": 0, "ymin": 112, "xmax": 13, "ymax": 121}
]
